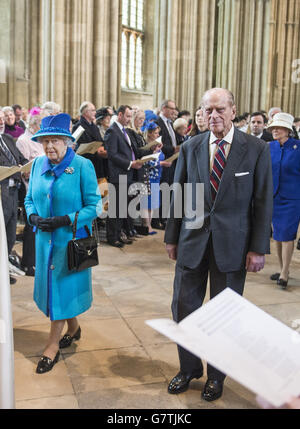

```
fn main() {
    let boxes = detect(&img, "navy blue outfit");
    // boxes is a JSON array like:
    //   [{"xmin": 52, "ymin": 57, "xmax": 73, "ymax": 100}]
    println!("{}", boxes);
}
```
[{"xmin": 269, "ymin": 138, "xmax": 300, "ymax": 241}]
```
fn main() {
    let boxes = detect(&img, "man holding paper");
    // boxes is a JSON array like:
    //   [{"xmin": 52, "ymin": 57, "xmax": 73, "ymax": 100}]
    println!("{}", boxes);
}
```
[{"xmin": 164, "ymin": 88, "xmax": 273, "ymax": 401}]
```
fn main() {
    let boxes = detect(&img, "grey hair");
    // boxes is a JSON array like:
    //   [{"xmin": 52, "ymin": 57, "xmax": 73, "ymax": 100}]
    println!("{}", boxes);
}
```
[
  {"xmin": 37, "ymin": 135, "xmax": 73, "ymax": 147},
  {"xmin": 41, "ymin": 101, "xmax": 61, "ymax": 117},
  {"xmin": 160, "ymin": 99, "xmax": 176, "ymax": 110},
  {"xmin": 79, "ymin": 101, "xmax": 91, "ymax": 115},
  {"xmin": 173, "ymin": 118, "xmax": 188, "ymax": 131},
  {"xmin": 2, "ymin": 106, "xmax": 14, "ymax": 114},
  {"xmin": 201, "ymin": 88, "xmax": 236, "ymax": 108}
]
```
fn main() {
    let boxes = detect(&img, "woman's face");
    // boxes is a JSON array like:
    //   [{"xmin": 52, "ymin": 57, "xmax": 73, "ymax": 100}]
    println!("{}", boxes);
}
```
[
  {"xmin": 41, "ymin": 136, "xmax": 67, "ymax": 164},
  {"xmin": 102, "ymin": 115, "xmax": 111, "ymax": 129},
  {"xmin": 271, "ymin": 126, "xmax": 289, "ymax": 142},
  {"xmin": 195, "ymin": 109, "xmax": 205, "ymax": 128},
  {"xmin": 4, "ymin": 110, "xmax": 16, "ymax": 126},
  {"xmin": 134, "ymin": 113, "xmax": 145, "ymax": 129},
  {"xmin": 148, "ymin": 128, "xmax": 160, "ymax": 141}
]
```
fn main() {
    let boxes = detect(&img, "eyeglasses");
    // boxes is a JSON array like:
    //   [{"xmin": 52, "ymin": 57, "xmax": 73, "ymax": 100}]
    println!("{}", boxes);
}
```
[{"xmin": 166, "ymin": 106, "xmax": 176, "ymax": 110}]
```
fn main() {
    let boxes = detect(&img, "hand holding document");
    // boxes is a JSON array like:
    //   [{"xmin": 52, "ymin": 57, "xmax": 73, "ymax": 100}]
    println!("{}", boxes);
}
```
[
  {"xmin": 140, "ymin": 139, "xmax": 162, "ymax": 151},
  {"xmin": 146, "ymin": 288, "xmax": 300, "ymax": 407},
  {"xmin": 76, "ymin": 141, "xmax": 104, "ymax": 156},
  {"xmin": 136, "ymin": 153, "xmax": 160, "ymax": 164},
  {"xmin": 0, "ymin": 160, "xmax": 34, "ymax": 181}
]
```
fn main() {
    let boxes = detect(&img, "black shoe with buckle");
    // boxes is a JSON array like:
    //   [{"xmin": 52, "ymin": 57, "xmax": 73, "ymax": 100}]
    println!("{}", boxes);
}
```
[
  {"xmin": 168, "ymin": 371, "xmax": 203, "ymax": 394},
  {"xmin": 59, "ymin": 326, "xmax": 81, "ymax": 349},
  {"xmin": 202, "ymin": 379, "xmax": 224, "ymax": 402},
  {"xmin": 36, "ymin": 351, "xmax": 60, "ymax": 374}
]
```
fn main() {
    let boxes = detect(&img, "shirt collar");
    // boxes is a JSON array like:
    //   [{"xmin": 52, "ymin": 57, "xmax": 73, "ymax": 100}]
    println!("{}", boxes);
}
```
[
  {"xmin": 116, "ymin": 120, "xmax": 125, "ymax": 132},
  {"xmin": 41, "ymin": 147, "xmax": 75, "ymax": 177},
  {"xmin": 209, "ymin": 123, "xmax": 235, "ymax": 145},
  {"xmin": 160, "ymin": 113, "xmax": 170, "ymax": 123}
]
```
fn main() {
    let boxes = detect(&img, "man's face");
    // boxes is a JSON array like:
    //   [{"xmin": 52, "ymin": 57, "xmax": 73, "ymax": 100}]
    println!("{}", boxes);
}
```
[
  {"xmin": 118, "ymin": 108, "xmax": 133, "ymax": 127},
  {"xmin": 15, "ymin": 108, "xmax": 22, "ymax": 122},
  {"xmin": 83, "ymin": 104, "xmax": 96, "ymax": 123},
  {"xmin": 202, "ymin": 91, "xmax": 236, "ymax": 138},
  {"xmin": 0, "ymin": 111, "xmax": 5, "ymax": 134},
  {"xmin": 250, "ymin": 115, "xmax": 265, "ymax": 136},
  {"xmin": 162, "ymin": 101, "xmax": 176, "ymax": 120},
  {"xmin": 4, "ymin": 110, "xmax": 16, "ymax": 126}
]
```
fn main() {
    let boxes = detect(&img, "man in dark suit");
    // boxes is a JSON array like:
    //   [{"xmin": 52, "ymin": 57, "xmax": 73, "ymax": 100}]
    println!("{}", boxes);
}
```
[
  {"xmin": 249, "ymin": 112, "xmax": 273, "ymax": 142},
  {"xmin": 153, "ymin": 100, "xmax": 180, "ymax": 229},
  {"xmin": 0, "ymin": 110, "xmax": 28, "ymax": 284},
  {"xmin": 72, "ymin": 101, "xmax": 106, "ymax": 179},
  {"xmin": 164, "ymin": 88, "xmax": 273, "ymax": 401},
  {"xmin": 104, "ymin": 105, "xmax": 143, "ymax": 247}
]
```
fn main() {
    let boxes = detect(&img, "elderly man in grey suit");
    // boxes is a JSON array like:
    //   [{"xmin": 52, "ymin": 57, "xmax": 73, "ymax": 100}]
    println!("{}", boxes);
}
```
[{"xmin": 165, "ymin": 88, "xmax": 273, "ymax": 402}]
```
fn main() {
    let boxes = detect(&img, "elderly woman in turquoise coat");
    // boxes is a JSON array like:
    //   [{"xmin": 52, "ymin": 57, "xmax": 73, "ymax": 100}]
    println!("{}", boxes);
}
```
[{"xmin": 25, "ymin": 113, "xmax": 101, "ymax": 374}]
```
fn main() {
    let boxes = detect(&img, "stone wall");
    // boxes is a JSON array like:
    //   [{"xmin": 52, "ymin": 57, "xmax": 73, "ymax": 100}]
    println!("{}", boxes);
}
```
[{"xmin": 0, "ymin": 0, "xmax": 299, "ymax": 117}]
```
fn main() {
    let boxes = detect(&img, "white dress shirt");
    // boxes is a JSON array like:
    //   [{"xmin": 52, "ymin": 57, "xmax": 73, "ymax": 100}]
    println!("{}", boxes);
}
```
[
  {"xmin": 159, "ymin": 113, "xmax": 177, "ymax": 148},
  {"xmin": 209, "ymin": 124, "xmax": 235, "ymax": 172}
]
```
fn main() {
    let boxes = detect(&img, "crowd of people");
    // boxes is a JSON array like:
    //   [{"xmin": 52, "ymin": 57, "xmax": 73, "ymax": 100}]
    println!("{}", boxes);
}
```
[{"xmin": 0, "ymin": 92, "xmax": 300, "ymax": 407}]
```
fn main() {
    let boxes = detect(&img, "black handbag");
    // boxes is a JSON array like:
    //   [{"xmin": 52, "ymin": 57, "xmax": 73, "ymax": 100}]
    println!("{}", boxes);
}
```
[{"xmin": 67, "ymin": 212, "xmax": 99, "ymax": 272}]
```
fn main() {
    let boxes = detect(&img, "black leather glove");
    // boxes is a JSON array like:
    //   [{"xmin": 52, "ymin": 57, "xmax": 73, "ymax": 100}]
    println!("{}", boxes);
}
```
[
  {"xmin": 29, "ymin": 214, "xmax": 43, "ymax": 227},
  {"xmin": 38, "ymin": 215, "xmax": 71, "ymax": 232}
]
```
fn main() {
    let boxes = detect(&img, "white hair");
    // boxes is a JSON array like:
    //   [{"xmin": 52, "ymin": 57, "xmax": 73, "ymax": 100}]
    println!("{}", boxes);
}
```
[
  {"xmin": 37, "ymin": 135, "xmax": 73, "ymax": 147},
  {"xmin": 2, "ymin": 106, "xmax": 14, "ymax": 114},
  {"xmin": 79, "ymin": 101, "xmax": 92, "ymax": 115},
  {"xmin": 41, "ymin": 101, "xmax": 61, "ymax": 117},
  {"xmin": 173, "ymin": 118, "xmax": 188, "ymax": 131}
]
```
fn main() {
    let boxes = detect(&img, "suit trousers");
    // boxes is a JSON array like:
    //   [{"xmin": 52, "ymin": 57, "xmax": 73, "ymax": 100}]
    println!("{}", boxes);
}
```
[
  {"xmin": 2, "ymin": 187, "xmax": 18, "ymax": 254},
  {"xmin": 172, "ymin": 235, "xmax": 247, "ymax": 382},
  {"xmin": 106, "ymin": 182, "xmax": 135, "ymax": 242}
]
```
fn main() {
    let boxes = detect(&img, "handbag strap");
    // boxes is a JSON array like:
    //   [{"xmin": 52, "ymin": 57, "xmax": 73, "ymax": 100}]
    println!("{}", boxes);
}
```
[{"xmin": 72, "ymin": 211, "xmax": 92, "ymax": 240}]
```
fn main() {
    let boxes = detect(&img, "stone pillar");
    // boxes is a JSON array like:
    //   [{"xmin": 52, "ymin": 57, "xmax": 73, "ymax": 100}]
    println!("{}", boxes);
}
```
[
  {"xmin": 216, "ymin": 0, "xmax": 272, "ymax": 113},
  {"xmin": 267, "ymin": 0, "xmax": 300, "ymax": 115},
  {"xmin": 153, "ymin": 0, "xmax": 217, "ymax": 112}
]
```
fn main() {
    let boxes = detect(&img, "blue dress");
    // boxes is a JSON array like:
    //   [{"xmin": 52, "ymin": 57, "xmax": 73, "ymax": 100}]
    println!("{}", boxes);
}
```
[
  {"xmin": 148, "ymin": 151, "xmax": 165, "ymax": 210},
  {"xmin": 269, "ymin": 138, "xmax": 300, "ymax": 241},
  {"xmin": 25, "ymin": 148, "xmax": 102, "ymax": 320}
]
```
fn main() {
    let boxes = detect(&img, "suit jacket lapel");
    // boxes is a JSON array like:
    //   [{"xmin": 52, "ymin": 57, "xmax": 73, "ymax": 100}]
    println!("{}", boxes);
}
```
[
  {"xmin": 213, "ymin": 129, "xmax": 247, "ymax": 207},
  {"xmin": 194, "ymin": 133, "xmax": 212, "ymax": 208},
  {"xmin": 113, "ymin": 122, "xmax": 132, "ymax": 149}
]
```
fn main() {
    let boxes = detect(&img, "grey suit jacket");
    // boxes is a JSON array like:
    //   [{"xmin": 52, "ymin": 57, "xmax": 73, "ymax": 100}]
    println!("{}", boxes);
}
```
[{"xmin": 164, "ymin": 128, "xmax": 273, "ymax": 272}]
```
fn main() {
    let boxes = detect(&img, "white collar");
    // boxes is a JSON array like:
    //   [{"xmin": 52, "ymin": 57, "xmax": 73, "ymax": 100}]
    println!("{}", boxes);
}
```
[{"xmin": 209, "ymin": 123, "xmax": 235, "ymax": 145}]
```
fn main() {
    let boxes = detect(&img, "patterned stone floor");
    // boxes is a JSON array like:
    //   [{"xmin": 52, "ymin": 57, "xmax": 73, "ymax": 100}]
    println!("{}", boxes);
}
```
[{"xmin": 10, "ymin": 231, "xmax": 300, "ymax": 409}]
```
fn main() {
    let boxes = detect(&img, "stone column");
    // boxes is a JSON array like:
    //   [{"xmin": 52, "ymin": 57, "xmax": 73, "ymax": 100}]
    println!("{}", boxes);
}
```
[{"xmin": 267, "ymin": 0, "xmax": 300, "ymax": 115}]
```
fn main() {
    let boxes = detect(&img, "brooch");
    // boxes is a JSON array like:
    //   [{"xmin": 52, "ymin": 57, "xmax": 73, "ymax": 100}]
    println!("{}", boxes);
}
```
[
  {"xmin": 64, "ymin": 167, "xmax": 74, "ymax": 174},
  {"xmin": 293, "ymin": 145, "xmax": 297, "ymax": 150}
]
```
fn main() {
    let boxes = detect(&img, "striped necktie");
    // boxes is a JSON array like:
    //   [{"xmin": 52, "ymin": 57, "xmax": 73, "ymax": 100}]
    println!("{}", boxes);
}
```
[
  {"xmin": 0, "ymin": 136, "xmax": 17, "ymax": 166},
  {"xmin": 210, "ymin": 139, "xmax": 227, "ymax": 201}
]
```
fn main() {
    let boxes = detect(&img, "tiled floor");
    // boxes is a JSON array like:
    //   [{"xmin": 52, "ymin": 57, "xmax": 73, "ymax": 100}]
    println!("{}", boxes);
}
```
[{"xmin": 11, "ymin": 231, "xmax": 300, "ymax": 409}]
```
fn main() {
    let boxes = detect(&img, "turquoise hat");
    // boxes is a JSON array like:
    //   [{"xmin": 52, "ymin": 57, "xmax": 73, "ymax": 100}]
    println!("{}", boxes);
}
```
[{"xmin": 32, "ymin": 113, "xmax": 75, "ymax": 142}]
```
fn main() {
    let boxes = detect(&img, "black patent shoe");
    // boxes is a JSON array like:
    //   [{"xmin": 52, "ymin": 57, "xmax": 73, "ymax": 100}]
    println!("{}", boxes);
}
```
[
  {"xmin": 59, "ymin": 326, "xmax": 81, "ymax": 349},
  {"xmin": 168, "ymin": 371, "xmax": 203, "ymax": 394},
  {"xmin": 270, "ymin": 273, "xmax": 280, "ymax": 281},
  {"xmin": 36, "ymin": 351, "xmax": 60, "ymax": 374},
  {"xmin": 277, "ymin": 278, "xmax": 288, "ymax": 290},
  {"xmin": 202, "ymin": 379, "xmax": 224, "ymax": 402}
]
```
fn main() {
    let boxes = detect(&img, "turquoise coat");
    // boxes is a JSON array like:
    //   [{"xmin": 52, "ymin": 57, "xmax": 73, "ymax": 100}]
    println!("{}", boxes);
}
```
[{"xmin": 25, "ymin": 148, "xmax": 102, "ymax": 321}]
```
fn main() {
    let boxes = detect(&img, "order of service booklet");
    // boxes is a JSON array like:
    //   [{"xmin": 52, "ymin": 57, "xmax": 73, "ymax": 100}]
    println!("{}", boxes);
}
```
[{"xmin": 146, "ymin": 288, "xmax": 300, "ymax": 407}]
